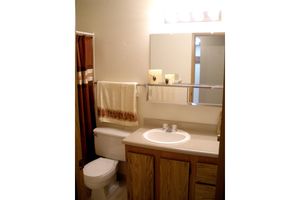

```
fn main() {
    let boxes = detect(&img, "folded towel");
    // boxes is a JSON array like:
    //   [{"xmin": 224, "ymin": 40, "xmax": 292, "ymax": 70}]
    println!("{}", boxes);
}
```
[
  {"xmin": 148, "ymin": 86, "xmax": 188, "ymax": 105},
  {"xmin": 97, "ymin": 81, "xmax": 138, "ymax": 126}
]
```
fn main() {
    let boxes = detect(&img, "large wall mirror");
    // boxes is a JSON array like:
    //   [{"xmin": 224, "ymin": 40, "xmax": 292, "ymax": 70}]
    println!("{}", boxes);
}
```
[{"xmin": 149, "ymin": 33, "xmax": 224, "ymax": 106}]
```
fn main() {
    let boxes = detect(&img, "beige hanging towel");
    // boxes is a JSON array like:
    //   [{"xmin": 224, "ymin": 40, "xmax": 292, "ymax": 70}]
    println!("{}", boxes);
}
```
[{"xmin": 97, "ymin": 81, "xmax": 138, "ymax": 126}]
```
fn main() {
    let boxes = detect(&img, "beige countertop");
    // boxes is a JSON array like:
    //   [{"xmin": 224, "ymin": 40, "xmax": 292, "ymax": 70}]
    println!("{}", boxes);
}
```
[{"xmin": 123, "ymin": 127, "xmax": 219, "ymax": 158}]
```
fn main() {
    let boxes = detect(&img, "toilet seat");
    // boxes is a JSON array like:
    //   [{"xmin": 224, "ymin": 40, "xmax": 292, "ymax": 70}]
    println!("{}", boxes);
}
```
[{"xmin": 83, "ymin": 157, "xmax": 118, "ymax": 181}]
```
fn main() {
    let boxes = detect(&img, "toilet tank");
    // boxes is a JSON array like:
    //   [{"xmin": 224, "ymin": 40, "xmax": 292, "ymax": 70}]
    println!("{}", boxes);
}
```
[{"xmin": 94, "ymin": 127, "xmax": 130, "ymax": 161}]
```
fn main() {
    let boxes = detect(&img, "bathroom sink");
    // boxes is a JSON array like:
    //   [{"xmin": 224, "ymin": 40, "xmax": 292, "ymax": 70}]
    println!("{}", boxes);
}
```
[{"xmin": 143, "ymin": 128, "xmax": 191, "ymax": 144}]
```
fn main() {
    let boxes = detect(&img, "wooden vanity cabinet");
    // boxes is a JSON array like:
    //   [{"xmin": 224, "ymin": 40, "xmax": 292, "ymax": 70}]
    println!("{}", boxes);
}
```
[{"xmin": 125, "ymin": 145, "xmax": 218, "ymax": 200}]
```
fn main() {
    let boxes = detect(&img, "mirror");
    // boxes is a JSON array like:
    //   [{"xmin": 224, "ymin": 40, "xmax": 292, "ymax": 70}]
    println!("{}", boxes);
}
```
[{"xmin": 149, "ymin": 33, "xmax": 224, "ymax": 105}]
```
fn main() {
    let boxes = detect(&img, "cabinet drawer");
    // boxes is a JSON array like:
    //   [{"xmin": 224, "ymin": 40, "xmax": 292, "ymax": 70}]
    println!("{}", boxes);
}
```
[
  {"xmin": 196, "ymin": 163, "xmax": 218, "ymax": 185},
  {"xmin": 195, "ymin": 184, "xmax": 216, "ymax": 200}
]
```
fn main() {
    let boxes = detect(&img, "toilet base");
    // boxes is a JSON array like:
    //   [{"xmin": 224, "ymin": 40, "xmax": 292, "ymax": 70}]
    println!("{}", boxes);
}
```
[
  {"xmin": 91, "ymin": 188, "xmax": 106, "ymax": 200},
  {"xmin": 106, "ymin": 182, "xmax": 120, "ymax": 199},
  {"xmin": 90, "ymin": 181, "xmax": 120, "ymax": 200}
]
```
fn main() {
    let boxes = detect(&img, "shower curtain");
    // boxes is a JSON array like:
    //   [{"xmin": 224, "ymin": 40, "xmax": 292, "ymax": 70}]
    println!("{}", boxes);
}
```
[{"xmin": 76, "ymin": 35, "xmax": 96, "ymax": 166}]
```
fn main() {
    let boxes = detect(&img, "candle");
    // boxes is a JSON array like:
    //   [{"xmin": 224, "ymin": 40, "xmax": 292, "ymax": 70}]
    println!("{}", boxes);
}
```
[
  {"xmin": 165, "ymin": 74, "xmax": 176, "ymax": 84},
  {"xmin": 148, "ymin": 69, "xmax": 162, "ymax": 84}
]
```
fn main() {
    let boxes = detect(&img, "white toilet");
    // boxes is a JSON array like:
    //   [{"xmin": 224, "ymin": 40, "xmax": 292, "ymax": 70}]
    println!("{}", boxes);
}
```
[{"xmin": 83, "ymin": 127, "xmax": 130, "ymax": 200}]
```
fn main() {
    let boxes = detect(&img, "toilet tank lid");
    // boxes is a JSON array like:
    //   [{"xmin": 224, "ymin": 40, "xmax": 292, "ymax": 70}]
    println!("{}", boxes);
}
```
[{"xmin": 93, "ymin": 127, "xmax": 131, "ymax": 138}]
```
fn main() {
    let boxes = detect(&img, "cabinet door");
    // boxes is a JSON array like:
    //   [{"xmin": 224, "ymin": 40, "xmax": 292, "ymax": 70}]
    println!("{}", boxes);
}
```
[
  {"xmin": 195, "ymin": 184, "xmax": 216, "ymax": 200},
  {"xmin": 160, "ymin": 158, "xmax": 190, "ymax": 200},
  {"xmin": 127, "ymin": 152, "xmax": 154, "ymax": 200}
]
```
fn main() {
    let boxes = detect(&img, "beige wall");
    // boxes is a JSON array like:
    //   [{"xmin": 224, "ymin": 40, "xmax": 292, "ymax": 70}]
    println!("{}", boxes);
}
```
[{"xmin": 76, "ymin": 0, "xmax": 222, "ymax": 125}]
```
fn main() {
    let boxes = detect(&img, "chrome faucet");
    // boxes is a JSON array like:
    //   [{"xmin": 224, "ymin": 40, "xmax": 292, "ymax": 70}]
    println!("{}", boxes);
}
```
[
  {"xmin": 162, "ymin": 123, "xmax": 177, "ymax": 132},
  {"xmin": 171, "ymin": 124, "xmax": 177, "ymax": 132},
  {"xmin": 166, "ymin": 126, "xmax": 172, "ymax": 132},
  {"xmin": 162, "ymin": 123, "xmax": 168, "ymax": 131}
]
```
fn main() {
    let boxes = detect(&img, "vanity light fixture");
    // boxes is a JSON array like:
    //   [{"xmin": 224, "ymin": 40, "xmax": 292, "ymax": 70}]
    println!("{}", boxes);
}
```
[
  {"xmin": 163, "ymin": 0, "xmax": 222, "ymax": 24},
  {"xmin": 164, "ymin": 10, "xmax": 222, "ymax": 23}
]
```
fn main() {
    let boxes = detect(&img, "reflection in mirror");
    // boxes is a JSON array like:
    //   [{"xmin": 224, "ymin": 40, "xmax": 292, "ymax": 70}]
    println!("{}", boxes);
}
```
[
  {"xmin": 149, "ymin": 33, "xmax": 224, "ymax": 106},
  {"xmin": 150, "ymin": 33, "xmax": 192, "ymax": 83},
  {"xmin": 191, "ymin": 34, "xmax": 225, "ymax": 105}
]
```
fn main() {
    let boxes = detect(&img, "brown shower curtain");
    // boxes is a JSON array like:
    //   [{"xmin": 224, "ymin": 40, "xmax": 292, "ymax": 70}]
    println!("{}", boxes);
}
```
[{"xmin": 76, "ymin": 35, "xmax": 96, "ymax": 166}]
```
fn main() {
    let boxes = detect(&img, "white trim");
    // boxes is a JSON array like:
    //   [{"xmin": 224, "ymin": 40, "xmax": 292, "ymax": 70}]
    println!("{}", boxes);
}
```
[{"xmin": 85, "ymin": 68, "xmax": 94, "ymax": 75}]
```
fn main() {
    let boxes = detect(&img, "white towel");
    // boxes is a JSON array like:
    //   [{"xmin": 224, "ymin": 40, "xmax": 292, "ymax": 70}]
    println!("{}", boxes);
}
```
[
  {"xmin": 97, "ymin": 81, "xmax": 138, "ymax": 126},
  {"xmin": 148, "ymin": 86, "xmax": 188, "ymax": 105}
]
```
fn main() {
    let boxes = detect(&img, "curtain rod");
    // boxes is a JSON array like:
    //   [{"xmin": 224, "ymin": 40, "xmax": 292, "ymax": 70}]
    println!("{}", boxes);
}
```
[{"xmin": 76, "ymin": 31, "xmax": 95, "ymax": 36}]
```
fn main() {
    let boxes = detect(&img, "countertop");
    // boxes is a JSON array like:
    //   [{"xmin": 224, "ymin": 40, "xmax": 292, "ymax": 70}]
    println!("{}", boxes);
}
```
[{"xmin": 122, "ymin": 127, "xmax": 219, "ymax": 158}]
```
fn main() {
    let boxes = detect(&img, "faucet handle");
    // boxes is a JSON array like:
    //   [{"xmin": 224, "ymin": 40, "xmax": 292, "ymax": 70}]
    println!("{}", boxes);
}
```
[
  {"xmin": 162, "ymin": 123, "xmax": 168, "ymax": 130},
  {"xmin": 171, "ymin": 124, "xmax": 177, "ymax": 132}
]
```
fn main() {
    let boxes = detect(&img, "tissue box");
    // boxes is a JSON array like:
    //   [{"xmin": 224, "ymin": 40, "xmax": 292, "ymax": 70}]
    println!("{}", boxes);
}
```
[{"xmin": 148, "ymin": 69, "xmax": 162, "ymax": 84}]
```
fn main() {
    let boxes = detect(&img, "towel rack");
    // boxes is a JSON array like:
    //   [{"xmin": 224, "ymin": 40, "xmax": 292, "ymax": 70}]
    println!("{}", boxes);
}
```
[
  {"xmin": 93, "ymin": 81, "xmax": 147, "ymax": 87},
  {"xmin": 147, "ymin": 83, "xmax": 223, "ymax": 89},
  {"xmin": 93, "ymin": 81, "xmax": 222, "ymax": 89}
]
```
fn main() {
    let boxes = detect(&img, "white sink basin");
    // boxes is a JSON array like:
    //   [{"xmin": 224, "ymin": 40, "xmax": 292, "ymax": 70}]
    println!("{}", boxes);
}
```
[{"xmin": 143, "ymin": 128, "xmax": 191, "ymax": 144}]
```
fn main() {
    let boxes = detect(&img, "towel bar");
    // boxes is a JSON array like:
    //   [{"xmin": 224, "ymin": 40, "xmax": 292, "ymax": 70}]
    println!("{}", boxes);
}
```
[
  {"xmin": 93, "ymin": 81, "xmax": 222, "ymax": 89},
  {"xmin": 93, "ymin": 81, "xmax": 146, "ymax": 87}
]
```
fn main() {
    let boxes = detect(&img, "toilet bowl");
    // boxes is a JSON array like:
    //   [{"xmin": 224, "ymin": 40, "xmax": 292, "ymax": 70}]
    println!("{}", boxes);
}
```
[
  {"xmin": 83, "ymin": 157, "xmax": 118, "ymax": 200},
  {"xmin": 83, "ymin": 127, "xmax": 130, "ymax": 200}
]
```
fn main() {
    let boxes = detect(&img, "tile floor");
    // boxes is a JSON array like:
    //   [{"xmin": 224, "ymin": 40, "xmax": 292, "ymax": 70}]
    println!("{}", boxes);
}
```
[
  {"xmin": 87, "ymin": 181, "xmax": 127, "ymax": 200},
  {"xmin": 107, "ymin": 183, "xmax": 127, "ymax": 200}
]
